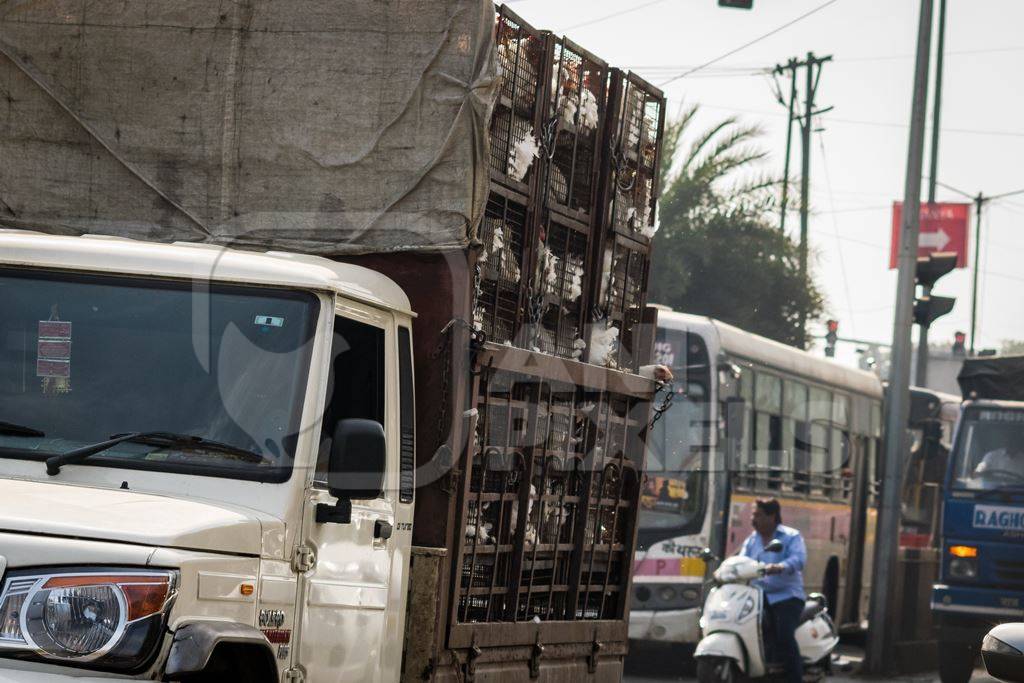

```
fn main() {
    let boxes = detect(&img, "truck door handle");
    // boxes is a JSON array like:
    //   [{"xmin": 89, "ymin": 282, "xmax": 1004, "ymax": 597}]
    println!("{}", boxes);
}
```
[{"xmin": 374, "ymin": 520, "xmax": 393, "ymax": 541}]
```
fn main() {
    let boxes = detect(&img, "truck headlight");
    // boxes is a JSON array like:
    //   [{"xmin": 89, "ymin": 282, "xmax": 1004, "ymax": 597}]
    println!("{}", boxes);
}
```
[
  {"xmin": 949, "ymin": 557, "xmax": 978, "ymax": 579},
  {"xmin": 0, "ymin": 570, "xmax": 176, "ymax": 671}
]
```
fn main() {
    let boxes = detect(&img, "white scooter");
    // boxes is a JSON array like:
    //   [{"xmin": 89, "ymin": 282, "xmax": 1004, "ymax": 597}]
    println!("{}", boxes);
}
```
[{"xmin": 694, "ymin": 540, "xmax": 839, "ymax": 682}]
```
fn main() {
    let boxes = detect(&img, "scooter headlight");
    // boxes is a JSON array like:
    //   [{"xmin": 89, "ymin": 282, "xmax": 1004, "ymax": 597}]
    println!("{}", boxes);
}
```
[{"xmin": 0, "ymin": 570, "xmax": 176, "ymax": 671}]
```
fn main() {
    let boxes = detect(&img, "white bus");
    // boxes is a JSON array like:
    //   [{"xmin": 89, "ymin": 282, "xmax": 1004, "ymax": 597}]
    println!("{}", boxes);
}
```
[{"xmin": 629, "ymin": 310, "xmax": 885, "ymax": 649}]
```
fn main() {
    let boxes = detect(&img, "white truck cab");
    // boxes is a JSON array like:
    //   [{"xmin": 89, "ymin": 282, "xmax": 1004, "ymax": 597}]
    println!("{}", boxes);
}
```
[{"xmin": 0, "ymin": 231, "xmax": 416, "ymax": 681}]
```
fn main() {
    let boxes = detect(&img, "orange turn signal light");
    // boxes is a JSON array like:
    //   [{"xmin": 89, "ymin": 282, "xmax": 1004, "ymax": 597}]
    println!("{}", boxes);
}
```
[
  {"xmin": 949, "ymin": 545, "xmax": 978, "ymax": 558},
  {"xmin": 240, "ymin": 584, "xmax": 255, "ymax": 596}
]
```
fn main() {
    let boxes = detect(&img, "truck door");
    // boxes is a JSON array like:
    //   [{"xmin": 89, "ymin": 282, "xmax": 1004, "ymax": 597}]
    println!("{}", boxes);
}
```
[{"xmin": 295, "ymin": 306, "xmax": 411, "ymax": 682}]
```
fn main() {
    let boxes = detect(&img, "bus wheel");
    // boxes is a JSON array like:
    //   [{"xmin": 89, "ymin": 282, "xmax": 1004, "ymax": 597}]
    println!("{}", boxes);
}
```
[
  {"xmin": 938, "ymin": 641, "xmax": 978, "ymax": 683},
  {"xmin": 696, "ymin": 656, "xmax": 738, "ymax": 683}
]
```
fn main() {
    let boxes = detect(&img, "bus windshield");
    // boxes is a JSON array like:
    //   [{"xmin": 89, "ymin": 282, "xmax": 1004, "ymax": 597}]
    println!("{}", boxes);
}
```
[
  {"xmin": 952, "ymin": 407, "xmax": 1024, "ymax": 491},
  {"xmin": 640, "ymin": 381, "xmax": 708, "ymax": 532},
  {"xmin": 0, "ymin": 268, "xmax": 318, "ymax": 482}
]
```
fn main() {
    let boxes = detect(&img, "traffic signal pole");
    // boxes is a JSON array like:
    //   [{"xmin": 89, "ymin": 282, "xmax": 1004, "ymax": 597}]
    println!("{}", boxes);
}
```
[
  {"xmin": 969, "ymin": 192, "xmax": 984, "ymax": 356},
  {"xmin": 915, "ymin": 282, "xmax": 932, "ymax": 385},
  {"xmin": 917, "ymin": 0, "xmax": 946, "ymax": 387},
  {"xmin": 866, "ymin": 0, "xmax": 933, "ymax": 674}
]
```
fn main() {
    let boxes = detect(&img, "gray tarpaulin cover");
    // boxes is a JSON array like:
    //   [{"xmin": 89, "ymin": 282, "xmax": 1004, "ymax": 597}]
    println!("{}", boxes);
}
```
[{"xmin": 0, "ymin": 0, "xmax": 497, "ymax": 254}]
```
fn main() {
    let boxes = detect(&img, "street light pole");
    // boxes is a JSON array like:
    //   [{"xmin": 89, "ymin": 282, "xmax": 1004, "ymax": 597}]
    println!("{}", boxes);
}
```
[{"xmin": 865, "ymin": 0, "xmax": 934, "ymax": 674}]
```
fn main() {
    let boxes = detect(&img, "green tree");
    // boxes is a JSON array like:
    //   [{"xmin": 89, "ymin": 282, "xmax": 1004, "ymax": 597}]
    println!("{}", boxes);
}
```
[
  {"xmin": 649, "ymin": 105, "xmax": 824, "ymax": 348},
  {"xmin": 1002, "ymin": 340, "xmax": 1024, "ymax": 356}
]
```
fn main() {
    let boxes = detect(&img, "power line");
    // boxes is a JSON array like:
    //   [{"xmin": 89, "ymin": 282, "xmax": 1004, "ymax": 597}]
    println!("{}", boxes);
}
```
[
  {"xmin": 658, "ymin": 0, "xmax": 841, "ymax": 86},
  {"xmin": 818, "ymin": 133, "xmax": 857, "ymax": 337},
  {"xmin": 561, "ymin": 0, "xmax": 670, "ymax": 31},
  {"xmin": 633, "ymin": 45, "xmax": 1024, "ymax": 75},
  {"xmin": 686, "ymin": 101, "xmax": 1024, "ymax": 139}
]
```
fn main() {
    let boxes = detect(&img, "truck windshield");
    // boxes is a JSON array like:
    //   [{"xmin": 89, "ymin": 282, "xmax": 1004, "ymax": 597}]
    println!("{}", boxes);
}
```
[
  {"xmin": 0, "ymin": 268, "xmax": 318, "ymax": 482},
  {"xmin": 952, "ymin": 407, "xmax": 1024, "ymax": 492},
  {"xmin": 640, "ymin": 382, "xmax": 708, "ymax": 533}
]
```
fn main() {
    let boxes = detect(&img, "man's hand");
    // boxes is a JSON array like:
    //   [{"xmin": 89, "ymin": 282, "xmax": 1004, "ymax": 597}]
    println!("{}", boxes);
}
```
[{"xmin": 764, "ymin": 563, "xmax": 787, "ymax": 576}]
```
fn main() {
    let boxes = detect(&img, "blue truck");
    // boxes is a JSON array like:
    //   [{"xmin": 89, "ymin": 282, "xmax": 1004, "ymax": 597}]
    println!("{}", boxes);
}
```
[{"xmin": 932, "ymin": 356, "xmax": 1024, "ymax": 683}]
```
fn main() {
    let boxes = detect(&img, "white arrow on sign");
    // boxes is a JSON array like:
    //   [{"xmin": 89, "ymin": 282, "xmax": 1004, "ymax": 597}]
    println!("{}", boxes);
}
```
[{"xmin": 919, "ymin": 229, "xmax": 951, "ymax": 250}]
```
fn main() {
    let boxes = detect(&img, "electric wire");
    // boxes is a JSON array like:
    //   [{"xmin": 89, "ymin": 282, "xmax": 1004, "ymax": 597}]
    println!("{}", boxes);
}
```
[
  {"xmin": 680, "ymin": 102, "xmax": 1024, "ymax": 140},
  {"xmin": 658, "ymin": 0, "xmax": 842, "ymax": 86},
  {"xmin": 561, "ymin": 0, "xmax": 671, "ymax": 31},
  {"xmin": 818, "ymin": 132, "xmax": 857, "ymax": 337}
]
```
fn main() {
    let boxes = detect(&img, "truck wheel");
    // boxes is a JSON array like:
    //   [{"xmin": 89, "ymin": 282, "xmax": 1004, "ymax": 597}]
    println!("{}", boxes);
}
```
[
  {"xmin": 938, "ymin": 641, "xmax": 977, "ymax": 683},
  {"xmin": 696, "ymin": 656, "xmax": 739, "ymax": 683}
]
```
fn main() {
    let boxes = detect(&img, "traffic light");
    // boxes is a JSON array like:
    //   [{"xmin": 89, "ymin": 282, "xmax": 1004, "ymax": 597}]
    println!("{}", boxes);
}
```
[
  {"xmin": 825, "ymin": 319, "xmax": 839, "ymax": 358},
  {"xmin": 913, "ymin": 295, "xmax": 956, "ymax": 327},
  {"xmin": 718, "ymin": 0, "xmax": 753, "ymax": 8},
  {"xmin": 915, "ymin": 252, "xmax": 958, "ymax": 289},
  {"xmin": 952, "ymin": 332, "xmax": 966, "ymax": 357},
  {"xmin": 914, "ymin": 252, "xmax": 957, "ymax": 333}
]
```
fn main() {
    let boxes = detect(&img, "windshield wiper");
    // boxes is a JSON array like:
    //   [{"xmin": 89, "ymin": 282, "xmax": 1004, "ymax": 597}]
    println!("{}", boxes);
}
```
[
  {"xmin": 46, "ymin": 431, "xmax": 268, "ymax": 476},
  {"xmin": 0, "ymin": 421, "xmax": 45, "ymax": 438}
]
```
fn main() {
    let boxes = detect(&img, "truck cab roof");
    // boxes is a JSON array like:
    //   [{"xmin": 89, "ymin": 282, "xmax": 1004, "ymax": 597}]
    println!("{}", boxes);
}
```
[{"xmin": 0, "ymin": 230, "xmax": 413, "ymax": 315}]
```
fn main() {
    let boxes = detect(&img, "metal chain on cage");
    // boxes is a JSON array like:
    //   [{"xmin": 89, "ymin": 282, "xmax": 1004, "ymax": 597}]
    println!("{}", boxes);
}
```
[
  {"xmin": 431, "ymin": 318, "xmax": 481, "ymax": 459},
  {"xmin": 649, "ymin": 382, "xmax": 675, "ymax": 429}
]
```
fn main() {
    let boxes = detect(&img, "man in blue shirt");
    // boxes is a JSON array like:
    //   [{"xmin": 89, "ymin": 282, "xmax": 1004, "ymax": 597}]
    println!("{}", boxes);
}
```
[{"xmin": 741, "ymin": 498, "xmax": 807, "ymax": 683}]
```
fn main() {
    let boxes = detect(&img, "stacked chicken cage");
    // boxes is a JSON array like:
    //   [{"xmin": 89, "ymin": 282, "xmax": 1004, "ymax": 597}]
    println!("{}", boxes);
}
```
[
  {"xmin": 425, "ymin": 6, "xmax": 671, "ymax": 678},
  {"xmin": 476, "ymin": 11, "xmax": 666, "ymax": 372}
]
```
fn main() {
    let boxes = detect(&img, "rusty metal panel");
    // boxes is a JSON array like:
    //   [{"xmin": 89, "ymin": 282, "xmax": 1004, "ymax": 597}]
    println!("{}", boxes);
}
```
[{"xmin": 402, "ymin": 547, "xmax": 449, "ymax": 683}]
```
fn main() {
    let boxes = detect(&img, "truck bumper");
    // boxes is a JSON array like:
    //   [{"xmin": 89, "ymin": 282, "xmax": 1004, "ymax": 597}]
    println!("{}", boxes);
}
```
[
  {"xmin": 628, "ymin": 608, "xmax": 702, "ymax": 644},
  {"xmin": 932, "ymin": 583, "xmax": 1024, "ymax": 643}
]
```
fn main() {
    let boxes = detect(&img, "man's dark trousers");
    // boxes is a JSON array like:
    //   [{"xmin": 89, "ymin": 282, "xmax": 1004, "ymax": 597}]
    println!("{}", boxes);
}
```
[{"xmin": 766, "ymin": 597, "xmax": 804, "ymax": 683}]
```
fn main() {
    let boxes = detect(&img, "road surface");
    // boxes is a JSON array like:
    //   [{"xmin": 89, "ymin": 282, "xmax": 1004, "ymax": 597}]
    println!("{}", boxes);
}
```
[{"xmin": 623, "ymin": 644, "xmax": 998, "ymax": 682}]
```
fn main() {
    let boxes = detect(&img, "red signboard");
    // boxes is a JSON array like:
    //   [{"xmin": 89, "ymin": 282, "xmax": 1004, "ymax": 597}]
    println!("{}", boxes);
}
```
[{"xmin": 890, "ymin": 202, "xmax": 970, "ymax": 269}]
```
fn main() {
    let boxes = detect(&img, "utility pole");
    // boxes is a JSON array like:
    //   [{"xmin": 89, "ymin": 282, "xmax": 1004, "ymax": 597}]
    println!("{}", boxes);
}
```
[
  {"xmin": 771, "ymin": 53, "xmax": 832, "ymax": 338},
  {"xmin": 866, "ymin": 0, "xmax": 933, "ymax": 675},
  {"xmin": 969, "ymin": 192, "xmax": 984, "ymax": 356},
  {"xmin": 917, "ymin": 0, "xmax": 947, "ymax": 387},
  {"xmin": 775, "ymin": 58, "xmax": 798, "ymax": 233}
]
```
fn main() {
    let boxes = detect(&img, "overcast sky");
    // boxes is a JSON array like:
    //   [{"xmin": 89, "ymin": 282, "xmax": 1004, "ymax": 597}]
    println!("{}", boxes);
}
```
[{"xmin": 511, "ymin": 0, "xmax": 1024, "ymax": 365}]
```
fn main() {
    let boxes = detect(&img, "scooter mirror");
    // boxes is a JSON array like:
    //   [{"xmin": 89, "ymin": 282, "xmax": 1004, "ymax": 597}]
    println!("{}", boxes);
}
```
[{"xmin": 764, "ymin": 539, "xmax": 784, "ymax": 553}]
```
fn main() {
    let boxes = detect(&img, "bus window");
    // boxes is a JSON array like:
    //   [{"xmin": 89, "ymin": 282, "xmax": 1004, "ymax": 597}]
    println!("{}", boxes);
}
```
[
  {"xmin": 754, "ymin": 373, "xmax": 782, "ymax": 489},
  {"xmin": 640, "ymin": 382, "xmax": 709, "ymax": 536},
  {"xmin": 811, "ymin": 423, "xmax": 829, "ymax": 496},
  {"xmin": 809, "ymin": 387, "xmax": 832, "ymax": 495},
  {"xmin": 737, "ymin": 368, "xmax": 754, "ymax": 484},
  {"xmin": 830, "ymin": 429, "xmax": 851, "ymax": 499},
  {"xmin": 785, "ymin": 381, "xmax": 810, "ymax": 494}
]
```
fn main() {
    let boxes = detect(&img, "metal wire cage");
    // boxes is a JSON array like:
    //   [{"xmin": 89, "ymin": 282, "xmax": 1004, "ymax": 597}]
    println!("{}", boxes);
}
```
[
  {"xmin": 606, "ymin": 71, "xmax": 666, "ymax": 244},
  {"xmin": 490, "ymin": 6, "xmax": 547, "ymax": 193},
  {"xmin": 588, "ymin": 235, "xmax": 651, "ymax": 372},
  {"xmin": 475, "ymin": 190, "xmax": 532, "ymax": 346},
  {"xmin": 453, "ymin": 345, "xmax": 650, "ymax": 627},
  {"xmin": 543, "ymin": 37, "xmax": 608, "ymax": 221},
  {"xmin": 526, "ymin": 214, "xmax": 590, "ymax": 360}
]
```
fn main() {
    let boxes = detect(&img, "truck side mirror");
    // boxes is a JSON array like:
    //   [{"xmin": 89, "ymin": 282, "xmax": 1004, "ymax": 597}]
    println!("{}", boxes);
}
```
[
  {"xmin": 328, "ymin": 418, "xmax": 387, "ymax": 501},
  {"xmin": 725, "ymin": 397, "xmax": 746, "ymax": 441}
]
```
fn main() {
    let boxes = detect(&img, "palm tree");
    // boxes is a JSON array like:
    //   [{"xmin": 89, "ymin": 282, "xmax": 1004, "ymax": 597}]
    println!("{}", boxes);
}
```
[{"xmin": 649, "ymin": 104, "xmax": 823, "ymax": 348}]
